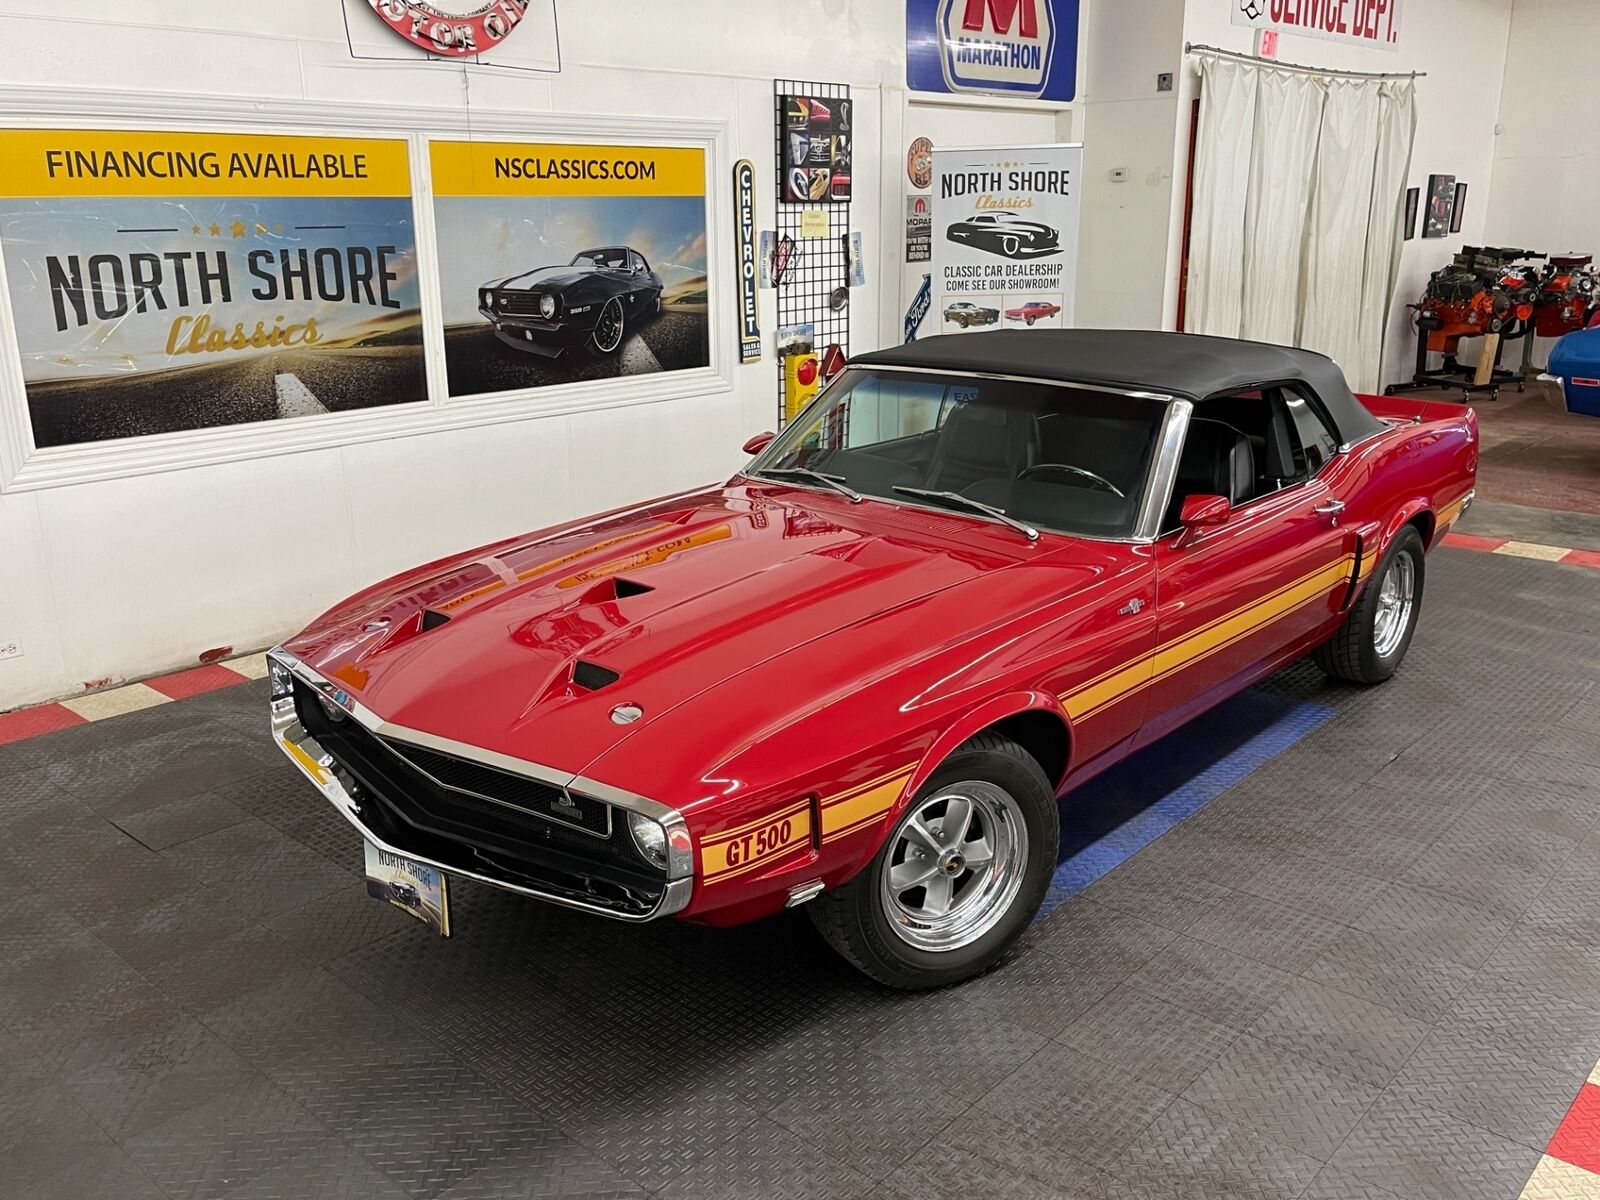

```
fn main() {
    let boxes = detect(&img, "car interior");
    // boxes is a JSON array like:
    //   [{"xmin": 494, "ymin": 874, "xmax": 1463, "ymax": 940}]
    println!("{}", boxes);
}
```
[{"xmin": 762, "ymin": 374, "xmax": 1345, "ymax": 541}]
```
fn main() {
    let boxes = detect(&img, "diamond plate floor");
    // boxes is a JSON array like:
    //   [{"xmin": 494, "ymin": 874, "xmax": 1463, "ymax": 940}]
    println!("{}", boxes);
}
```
[{"xmin": 3, "ymin": 546, "xmax": 1598, "ymax": 1199}]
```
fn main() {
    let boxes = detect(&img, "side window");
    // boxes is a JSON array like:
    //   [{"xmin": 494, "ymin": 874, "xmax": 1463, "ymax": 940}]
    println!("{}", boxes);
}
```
[{"xmin": 1282, "ymin": 388, "xmax": 1341, "ymax": 479}]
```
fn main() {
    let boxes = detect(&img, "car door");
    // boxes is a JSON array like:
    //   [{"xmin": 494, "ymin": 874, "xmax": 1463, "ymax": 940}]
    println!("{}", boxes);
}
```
[{"xmin": 1135, "ymin": 388, "xmax": 1362, "ymax": 747}]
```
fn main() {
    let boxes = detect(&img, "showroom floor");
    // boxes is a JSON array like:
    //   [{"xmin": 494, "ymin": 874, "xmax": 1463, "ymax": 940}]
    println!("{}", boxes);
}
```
[{"xmin": 3, "ymin": 546, "xmax": 1599, "ymax": 1200}]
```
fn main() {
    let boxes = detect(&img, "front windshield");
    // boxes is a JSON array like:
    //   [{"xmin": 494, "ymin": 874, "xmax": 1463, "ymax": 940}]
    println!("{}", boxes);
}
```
[
  {"xmin": 573, "ymin": 249, "xmax": 628, "ymax": 271},
  {"xmin": 747, "ymin": 368, "xmax": 1167, "ymax": 539}
]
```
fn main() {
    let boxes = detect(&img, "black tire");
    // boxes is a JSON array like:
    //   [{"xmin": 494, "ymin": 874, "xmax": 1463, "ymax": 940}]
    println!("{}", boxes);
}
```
[
  {"xmin": 1314, "ymin": 525, "xmax": 1426, "ymax": 684},
  {"xmin": 958, "ymin": 317, "xmax": 969, "ymax": 328},
  {"xmin": 809, "ymin": 732, "xmax": 1058, "ymax": 990},
  {"xmin": 1025, "ymin": 316, "xmax": 1036, "ymax": 326},
  {"xmin": 587, "ymin": 297, "xmax": 626, "ymax": 357}
]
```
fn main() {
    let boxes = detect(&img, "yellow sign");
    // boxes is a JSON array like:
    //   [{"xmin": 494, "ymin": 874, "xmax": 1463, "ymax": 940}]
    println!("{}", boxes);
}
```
[
  {"xmin": 430, "ymin": 140, "xmax": 706, "ymax": 198},
  {"xmin": 799, "ymin": 208, "xmax": 830, "ymax": 239},
  {"xmin": 0, "ymin": 130, "xmax": 411, "ymax": 198}
]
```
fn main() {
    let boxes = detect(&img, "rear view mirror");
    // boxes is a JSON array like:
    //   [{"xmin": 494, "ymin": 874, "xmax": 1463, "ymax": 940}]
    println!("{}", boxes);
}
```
[{"xmin": 743, "ymin": 432, "xmax": 776, "ymax": 455}]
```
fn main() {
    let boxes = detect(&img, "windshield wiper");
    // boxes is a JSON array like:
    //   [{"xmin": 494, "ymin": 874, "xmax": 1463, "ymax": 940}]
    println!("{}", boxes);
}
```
[
  {"xmin": 752, "ymin": 467, "xmax": 863, "ymax": 503},
  {"xmin": 891, "ymin": 487, "xmax": 1039, "ymax": 542}
]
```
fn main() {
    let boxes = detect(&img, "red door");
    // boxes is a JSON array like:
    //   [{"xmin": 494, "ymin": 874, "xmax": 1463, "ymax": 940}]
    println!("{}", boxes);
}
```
[{"xmin": 1137, "ymin": 480, "xmax": 1358, "ymax": 747}]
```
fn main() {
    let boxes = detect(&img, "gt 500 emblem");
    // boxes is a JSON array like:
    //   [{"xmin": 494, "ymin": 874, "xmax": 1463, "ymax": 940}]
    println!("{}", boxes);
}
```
[
  {"xmin": 366, "ymin": 0, "xmax": 530, "ymax": 57},
  {"xmin": 703, "ymin": 801, "xmax": 811, "ymax": 883}
]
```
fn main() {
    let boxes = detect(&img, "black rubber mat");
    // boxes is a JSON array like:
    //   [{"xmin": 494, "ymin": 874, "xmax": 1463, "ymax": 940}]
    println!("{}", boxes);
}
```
[{"xmin": 2, "ymin": 546, "xmax": 1597, "ymax": 1199}]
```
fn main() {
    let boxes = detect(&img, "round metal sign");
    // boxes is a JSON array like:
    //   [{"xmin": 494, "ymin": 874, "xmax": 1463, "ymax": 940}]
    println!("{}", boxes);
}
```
[{"xmin": 366, "ymin": 0, "xmax": 531, "ymax": 58}]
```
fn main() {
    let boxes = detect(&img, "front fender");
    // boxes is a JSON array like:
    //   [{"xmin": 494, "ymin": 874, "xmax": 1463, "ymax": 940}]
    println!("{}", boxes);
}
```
[{"xmin": 826, "ymin": 691, "xmax": 1072, "ymax": 884}]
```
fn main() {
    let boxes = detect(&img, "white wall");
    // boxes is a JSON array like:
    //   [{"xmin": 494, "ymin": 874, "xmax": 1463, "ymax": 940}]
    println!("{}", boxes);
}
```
[
  {"xmin": 1074, "ymin": 0, "xmax": 1187, "ymax": 328},
  {"xmin": 1486, "ymin": 0, "xmax": 1599, "ymax": 252},
  {"xmin": 1171, "ymin": 0, "xmax": 1516, "ymax": 389},
  {"xmin": 0, "ymin": 0, "xmax": 907, "ymax": 710}
]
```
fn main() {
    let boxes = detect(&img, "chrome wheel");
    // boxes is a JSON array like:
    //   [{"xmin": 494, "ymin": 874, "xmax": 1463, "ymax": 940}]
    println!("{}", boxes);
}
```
[
  {"xmin": 879, "ymin": 781, "xmax": 1028, "ymax": 952},
  {"xmin": 592, "ymin": 298, "xmax": 625, "ymax": 354},
  {"xmin": 1373, "ymin": 550, "xmax": 1415, "ymax": 657}
]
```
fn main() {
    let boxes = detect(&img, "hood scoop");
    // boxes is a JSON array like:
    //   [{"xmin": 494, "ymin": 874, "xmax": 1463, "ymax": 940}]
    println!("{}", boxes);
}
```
[
  {"xmin": 572, "ymin": 660, "xmax": 621, "ymax": 691},
  {"xmin": 578, "ymin": 577, "xmax": 653, "ymax": 603},
  {"xmin": 421, "ymin": 609, "xmax": 451, "ymax": 631}
]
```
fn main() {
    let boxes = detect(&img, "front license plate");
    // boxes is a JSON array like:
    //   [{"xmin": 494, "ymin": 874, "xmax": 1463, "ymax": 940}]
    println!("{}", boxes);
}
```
[{"xmin": 364, "ymin": 841, "xmax": 451, "ymax": 937}]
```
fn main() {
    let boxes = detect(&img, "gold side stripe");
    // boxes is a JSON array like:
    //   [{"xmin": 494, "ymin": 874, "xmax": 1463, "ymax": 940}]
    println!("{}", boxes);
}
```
[
  {"xmin": 821, "ymin": 773, "xmax": 911, "ymax": 836},
  {"xmin": 703, "ymin": 799, "xmax": 810, "ymax": 846},
  {"xmin": 1062, "ymin": 555, "xmax": 1354, "ymax": 721},
  {"xmin": 822, "ymin": 764, "xmax": 913, "ymax": 807},
  {"xmin": 822, "ymin": 811, "xmax": 894, "ymax": 845}
]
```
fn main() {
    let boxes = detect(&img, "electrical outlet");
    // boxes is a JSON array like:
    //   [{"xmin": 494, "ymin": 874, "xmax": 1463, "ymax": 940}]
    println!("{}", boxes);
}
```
[
  {"xmin": 0, "ymin": 638, "xmax": 21, "ymax": 661},
  {"xmin": 1156, "ymin": 72, "xmax": 1175, "ymax": 93}
]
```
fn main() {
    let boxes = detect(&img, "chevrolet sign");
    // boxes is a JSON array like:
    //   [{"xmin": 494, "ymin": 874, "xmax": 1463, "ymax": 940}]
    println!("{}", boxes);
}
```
[{"xmin": 908, "ymin": 0, "xmax": 1078, "ymax": 102}]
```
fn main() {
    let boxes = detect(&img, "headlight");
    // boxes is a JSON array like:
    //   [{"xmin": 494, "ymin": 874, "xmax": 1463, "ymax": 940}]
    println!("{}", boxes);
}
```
[
  {"xmin": 629, "ymin": 812, "xmax": 668, "ymax": 869},
  {"xmin": 479, "ymin": 289, "xmax": 491, "ymax": 308},
  {"xmin": 539, "ymin": 293, "xmax": 557, "ymax": 318}
]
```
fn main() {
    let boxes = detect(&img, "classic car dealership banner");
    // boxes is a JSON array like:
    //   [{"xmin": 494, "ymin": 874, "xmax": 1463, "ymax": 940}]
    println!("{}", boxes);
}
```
[
  {"xmin": 430, "ymin": 140, "xmax": 710, "ymax": 398},
  {"xmin": 0, "ymin": 129, "xmax": 426, "ymax": 448},
  {"xmin": 930, "ymin": 143, "xmax": 1082, "ymax": 336}
]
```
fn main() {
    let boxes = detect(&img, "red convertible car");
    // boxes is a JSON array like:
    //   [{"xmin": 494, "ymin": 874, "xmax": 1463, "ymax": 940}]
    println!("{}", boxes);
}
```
[{"xmin": 269, "ymin": 331, "xmax": 1477, "ymax": 989}]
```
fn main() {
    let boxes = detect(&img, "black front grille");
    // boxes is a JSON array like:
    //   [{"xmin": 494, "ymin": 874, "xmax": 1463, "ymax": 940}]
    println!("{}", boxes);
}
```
[
  {"xmin": 291, "ymin": 680, "xmax": 660, "ymax": 916},
  {"xmin": 384, "ymin": 741, "xmax": 609, "ymax": 837},
  {"xmin": 492, "ymin": 291, "xmax": 548, "ymax": 318}
]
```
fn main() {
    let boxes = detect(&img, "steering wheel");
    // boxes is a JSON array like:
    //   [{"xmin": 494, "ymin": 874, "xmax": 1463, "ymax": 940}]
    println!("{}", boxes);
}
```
[{"xmin": 1018, "ymin": 462, "xmax": 1125, "ymax": 498}]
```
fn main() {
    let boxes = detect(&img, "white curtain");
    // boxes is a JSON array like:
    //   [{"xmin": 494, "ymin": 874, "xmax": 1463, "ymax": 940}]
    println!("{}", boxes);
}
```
[{"xmin": 1187, "ymin": 56, "xmax": 1417, "ymax": 393}]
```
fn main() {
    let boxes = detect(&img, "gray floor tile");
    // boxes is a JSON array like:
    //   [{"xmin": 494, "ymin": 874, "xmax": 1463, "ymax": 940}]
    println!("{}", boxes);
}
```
[
  {"xmin": 1388, "ymin": 1023, "xmax": 1588, "ymax": 1150},
  {"xmin": 1181, "ymin": 1033, "xmax": 1381, "ymax": 1160},
  {"xmin": 1329, "ymin": 1090, "xmax": 1543, "ymax": 1200},
  {"xmin": 1244, "ymin": 976, "xmax": 1430, "ymax": 1087},
  {"xmin": 1057, "ymin": 982, "xmax": 1241, "ymax": 1091},
  {"xmin": 975, "ymin": 1043, "xmax": 1177, "ymax": 1169},
  {"xmin": 1110, "ymin": 1098, "xmax": 1323, "ymax": 1200}
]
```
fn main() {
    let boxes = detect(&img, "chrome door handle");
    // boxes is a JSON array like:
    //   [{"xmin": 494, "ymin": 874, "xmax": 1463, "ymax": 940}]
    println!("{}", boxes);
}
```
[{"xmin": 1313, "ymin": 499, "xmax": 1345, "ymax": 526}]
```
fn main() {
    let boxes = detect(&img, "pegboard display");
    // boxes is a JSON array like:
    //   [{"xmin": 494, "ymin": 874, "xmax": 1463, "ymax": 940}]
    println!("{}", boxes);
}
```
[{"xmin": 774, "ymin": 79, "xmax": 851, "ymax": 426}]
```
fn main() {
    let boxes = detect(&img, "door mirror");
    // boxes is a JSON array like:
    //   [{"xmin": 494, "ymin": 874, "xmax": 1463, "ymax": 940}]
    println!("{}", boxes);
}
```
[
  {"xmin": 1175, "ymin": 494, "xmax": 1231, "ymax": 547},
  {"xmin": 1179, "ymin": 493, "xmax": 1231, "ymax": 533},
  {"xmin": 742, "ymin": 431, "xmax": 776, "ymax": 456}
]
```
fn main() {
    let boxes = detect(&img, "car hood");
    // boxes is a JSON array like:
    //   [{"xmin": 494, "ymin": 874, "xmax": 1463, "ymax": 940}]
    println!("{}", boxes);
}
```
[
  {"xmin": 282, "ymin": 485, "xmax": 1043, "ymax": 785},
  {"xmin": 989, "ymin": 221, "xmax": 1055, "ymax": 234},
  {"xmin": 489, "ymin": 265, "xmax": 607, "ymax": 291}
]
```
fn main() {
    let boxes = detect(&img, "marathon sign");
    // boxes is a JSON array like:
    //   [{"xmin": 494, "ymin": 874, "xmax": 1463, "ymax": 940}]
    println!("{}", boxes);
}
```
[
  {"xmin": 908, "ymin": 0, "xmax": 1079, "ymax": 102},
  {"xmin": 1231, "ymin": 0, "xmax": 1403, "ymax": 52}
]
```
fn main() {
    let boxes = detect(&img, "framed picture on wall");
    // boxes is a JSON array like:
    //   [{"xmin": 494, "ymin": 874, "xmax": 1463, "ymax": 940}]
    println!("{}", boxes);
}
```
[
  {"xmin": 1404, "ymin": 187, "xmax": 1420, "ymax": 241},
  {"xmin": 1451, "ymin": 183, "xmax": 1468, "ymax": 234},
  {"xmin": 1423, "ymin": 174, "xmax": 1456, "ymax": 239}
]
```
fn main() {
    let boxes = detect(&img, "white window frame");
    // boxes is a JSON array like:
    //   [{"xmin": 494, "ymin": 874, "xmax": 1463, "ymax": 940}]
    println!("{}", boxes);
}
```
[{"xmin": 0, "ymin": 84, "xmax": 732, "ymax": 492}]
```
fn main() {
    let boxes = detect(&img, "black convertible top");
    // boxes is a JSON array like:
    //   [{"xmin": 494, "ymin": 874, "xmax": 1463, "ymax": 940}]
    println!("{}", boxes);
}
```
[{"xmin": 852, "ymin": 330, "xmax": 1386, "ymax": 443}]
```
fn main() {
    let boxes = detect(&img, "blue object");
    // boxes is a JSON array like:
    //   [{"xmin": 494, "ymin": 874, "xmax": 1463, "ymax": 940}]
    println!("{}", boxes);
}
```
[
  {"xmin": 1548, "ymin": 326, "xmax": 1600, "ymax": 418},
  {"xmin": 907, "ymin": 0, "xmax": 1080, "ymax": 102},
  {"xmin": 1036, "ymin": 691, "xmax": 1336, "ymax": 920},
  {"xmin": 905, "ymin": 274, "xmax": 932, "ymax": 342}
]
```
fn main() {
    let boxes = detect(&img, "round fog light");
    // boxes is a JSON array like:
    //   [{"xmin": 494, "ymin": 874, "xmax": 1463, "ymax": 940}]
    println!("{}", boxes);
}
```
[{"xmin": 628, "ymin": 812, "xmax": 668, "ymax": 870}]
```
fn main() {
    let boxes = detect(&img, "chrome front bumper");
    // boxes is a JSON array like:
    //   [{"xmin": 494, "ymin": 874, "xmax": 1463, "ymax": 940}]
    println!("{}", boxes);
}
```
[{"xmin": 267, "ymin": 648, "xmax": 693, "ymax": 923}]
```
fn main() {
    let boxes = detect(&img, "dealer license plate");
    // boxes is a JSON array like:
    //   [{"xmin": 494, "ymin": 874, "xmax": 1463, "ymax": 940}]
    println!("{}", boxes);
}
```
[{"xmin": 364, "ymin": 841, "xmax": 451, "ymax": 937}]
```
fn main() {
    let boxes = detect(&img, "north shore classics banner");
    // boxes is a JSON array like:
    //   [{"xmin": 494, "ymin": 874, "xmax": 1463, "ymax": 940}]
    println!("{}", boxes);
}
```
[
  {"xmin": 429, "ymin": 140, "xmax": 710, "ymax": 399},
  {"xmin": 0, "ymin": 129, "xmax": 426, "ymax": 448}
]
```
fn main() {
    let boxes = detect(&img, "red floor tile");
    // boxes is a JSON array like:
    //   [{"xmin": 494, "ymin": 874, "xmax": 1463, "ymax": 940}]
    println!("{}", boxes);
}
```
[
  {"xmin": 1560, "ymin": 548, "xmax": 1600, "ymax": 570},
  {"xmin": 1442, "ymin": 532, "xmax": 1509, "ymax": 553},
  {"xmin": 145, "ymin": 663, "xmax": 249, "ymax": 701},
  {"xmin": 1546, "ymin": 1083, "xmax": 1600, "ymax": 1176},
  {"xmin": 0, "ymin": 703, "xmax": 88, "ymax": 746}
]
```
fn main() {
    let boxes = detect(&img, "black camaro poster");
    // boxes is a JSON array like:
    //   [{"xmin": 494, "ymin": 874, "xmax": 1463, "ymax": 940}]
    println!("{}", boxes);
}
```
[{"xmin": 430, "ymin": 140, "xmax": 711, "ymax": 399}]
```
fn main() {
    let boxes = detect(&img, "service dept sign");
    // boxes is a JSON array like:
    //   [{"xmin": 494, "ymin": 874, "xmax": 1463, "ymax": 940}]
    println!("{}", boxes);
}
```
[
  {"xmin": 908, "ymin": 0, "xmax": 1079, "ymax": 102},
  {"xmin": 1232, "ymin": 0, "xmax": 1403, "ymax": 51},
  {"xmin": 732, "ymin": 159, "xmax": 761, "ymax": 363}
]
